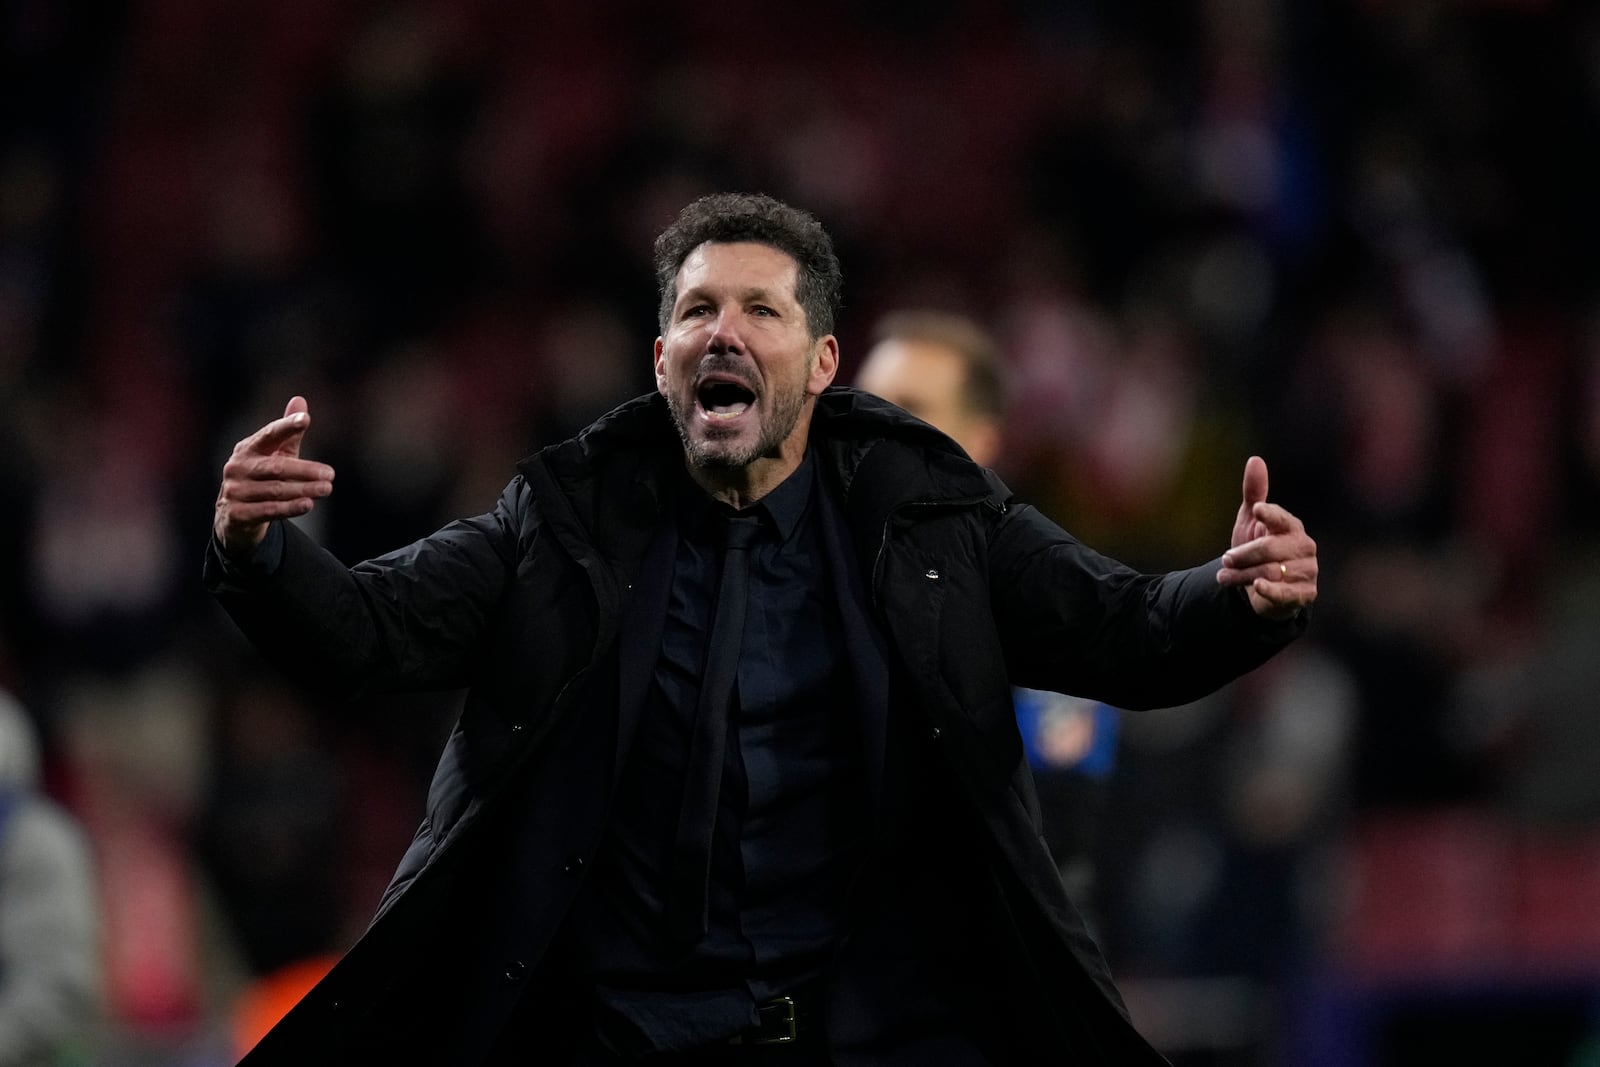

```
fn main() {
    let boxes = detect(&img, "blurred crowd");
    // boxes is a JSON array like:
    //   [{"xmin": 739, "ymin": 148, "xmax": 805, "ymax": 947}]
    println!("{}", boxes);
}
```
[{"xmin": 3, "ymin": 0, "xmax": 1599, "ymax": 1063}]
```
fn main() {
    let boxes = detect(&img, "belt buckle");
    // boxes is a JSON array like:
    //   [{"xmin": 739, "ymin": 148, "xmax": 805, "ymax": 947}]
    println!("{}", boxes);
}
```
[{"xmin": 739, "ymin": 994, "xmax": 797, "ymax": 1045}]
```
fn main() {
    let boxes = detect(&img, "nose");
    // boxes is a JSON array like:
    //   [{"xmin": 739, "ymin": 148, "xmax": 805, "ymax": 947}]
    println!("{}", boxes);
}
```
[{"xmin": 706, "ymin": 308, "xmax": 745, "ymax": 354}]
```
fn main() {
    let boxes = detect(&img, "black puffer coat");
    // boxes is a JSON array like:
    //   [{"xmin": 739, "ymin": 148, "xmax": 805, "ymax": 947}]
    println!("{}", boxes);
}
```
[{"xmin": 207, "ymin": 388, "xmax": 1305, "ymax": 1064}]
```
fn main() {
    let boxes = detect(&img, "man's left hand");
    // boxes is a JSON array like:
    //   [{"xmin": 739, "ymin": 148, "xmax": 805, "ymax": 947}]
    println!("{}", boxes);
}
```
[{"xmin": 1216, "ymin": 456, "xmax": 1318, "ymax": 620}]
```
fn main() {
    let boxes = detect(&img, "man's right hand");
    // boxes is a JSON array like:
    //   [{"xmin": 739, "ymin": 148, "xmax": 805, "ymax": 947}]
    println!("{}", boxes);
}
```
[{"xmin": 213, "ymin": 396, "xmax": 336, "ymax": 556}]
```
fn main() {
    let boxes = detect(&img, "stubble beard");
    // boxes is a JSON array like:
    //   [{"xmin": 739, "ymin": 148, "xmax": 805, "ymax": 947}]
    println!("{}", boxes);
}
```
[{"xmin": 666, "ymin": 376, "xmax": 810, "ymax": 474}]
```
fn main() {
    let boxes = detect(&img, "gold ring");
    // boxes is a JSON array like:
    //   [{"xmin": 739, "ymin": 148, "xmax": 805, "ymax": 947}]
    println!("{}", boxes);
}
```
[{"xmin": 1279, "ymin": 562, "xmax": 1288, "ymax": 578}]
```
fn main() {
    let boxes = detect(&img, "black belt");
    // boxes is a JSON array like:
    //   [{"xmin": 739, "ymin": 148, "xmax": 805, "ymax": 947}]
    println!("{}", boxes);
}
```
[{"xmin": 728, "ymin": 988, "xmax": 821, "ymax": 1046}]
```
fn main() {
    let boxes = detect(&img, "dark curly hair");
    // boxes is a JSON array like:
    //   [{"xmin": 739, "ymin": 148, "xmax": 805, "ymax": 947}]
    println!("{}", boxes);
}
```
[{"xmin": 653, "ymin": 192, "xmax": 842, "ymax": 339}]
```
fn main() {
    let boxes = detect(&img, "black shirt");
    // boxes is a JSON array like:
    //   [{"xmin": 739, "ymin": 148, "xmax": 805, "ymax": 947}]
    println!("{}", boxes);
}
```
[{"xmin": 565, "ymin": 451, "xmax": 863, "ymax": 1054}]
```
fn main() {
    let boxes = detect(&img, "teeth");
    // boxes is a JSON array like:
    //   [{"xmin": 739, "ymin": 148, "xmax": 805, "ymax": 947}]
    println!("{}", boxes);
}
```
[{"xmin": 707, "ymin": 402, "xmax": 749, "ymax": 419}]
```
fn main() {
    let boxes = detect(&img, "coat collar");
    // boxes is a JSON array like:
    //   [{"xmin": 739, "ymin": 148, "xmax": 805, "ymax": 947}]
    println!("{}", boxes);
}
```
[{"xmin": 514, "ymin": 387, "xmax": 1003, "ymax": 567}]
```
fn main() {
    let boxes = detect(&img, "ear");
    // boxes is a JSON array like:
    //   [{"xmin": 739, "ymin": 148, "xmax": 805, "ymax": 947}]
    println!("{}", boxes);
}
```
[
  {"xmin": 653, "ymin": 337, "xmax": 668, "ymax": 396},
  {"xmin": 806, "ymin": 335, "xmax": 840, "ymax": 396}
]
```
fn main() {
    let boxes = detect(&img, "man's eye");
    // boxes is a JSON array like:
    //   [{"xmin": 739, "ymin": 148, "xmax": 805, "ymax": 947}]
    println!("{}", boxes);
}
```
[
  {"xmin": 683, "ymin": 305, "xmax": 711, "ymax": 318},
  {"xmin": 750, "ymin": 306, "xmax": 775, "ymax": 317}
]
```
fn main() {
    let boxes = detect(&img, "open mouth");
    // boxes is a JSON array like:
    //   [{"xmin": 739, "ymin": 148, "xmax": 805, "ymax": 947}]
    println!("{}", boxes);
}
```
[{"xmin": 697, "ymin": 379, "xmax": 756, "ymax": 420}]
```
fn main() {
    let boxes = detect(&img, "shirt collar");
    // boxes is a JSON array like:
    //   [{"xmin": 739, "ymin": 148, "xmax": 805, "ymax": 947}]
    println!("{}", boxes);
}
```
[
  {"xmin": 753, "ymin": 447, "xmax": 814, "ymax": 544},
  {"xmin": 675, "ymin": 448, "xmax": 816, "ymax": 546}
]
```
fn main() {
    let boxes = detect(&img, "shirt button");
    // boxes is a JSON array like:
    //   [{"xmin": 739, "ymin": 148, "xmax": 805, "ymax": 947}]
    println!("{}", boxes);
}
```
[
  {"xmin": 561, "ymin": 854, "xmax": 585, "ymax": 876},
  {"xmin": 504, "ymin": 959, "xmax": 528, "ymax": 982},
  {"xmin": 924, "ymin": 568, "xmax": 940, "ymax": 580},
  {"xmin": 510, "ymin": 723, "xmax": 524, "ymax": 734},
  {"xmin": 930, "ymin": 726, "xmax": 943, "ymax": 740}
]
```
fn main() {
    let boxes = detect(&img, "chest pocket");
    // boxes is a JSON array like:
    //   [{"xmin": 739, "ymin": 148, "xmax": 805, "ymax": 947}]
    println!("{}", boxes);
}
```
[
  {"xmin": 884, "ymin": 546, "xmax": 948, "ymax": 686},
  {"xmin": 881, "ymin": 522, "xmax": 1021, "ymax": 777}
]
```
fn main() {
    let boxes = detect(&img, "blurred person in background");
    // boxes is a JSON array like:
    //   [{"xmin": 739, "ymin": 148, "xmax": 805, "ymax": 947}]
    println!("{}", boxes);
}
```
[
  {"xmin": 0, "ymin": 692, "xmax": 100, "ymax": 1067},
  {"xmin": 855, "ymin": 310, "xmax": 1120, "ymax": 924},
  {"xmin": 852, "ymin": 312, "xmax": 1004, "ymax": 476},
  {"xmin": 205, "ymin": 192, "xmax": 1317, "ymax": 1064}
]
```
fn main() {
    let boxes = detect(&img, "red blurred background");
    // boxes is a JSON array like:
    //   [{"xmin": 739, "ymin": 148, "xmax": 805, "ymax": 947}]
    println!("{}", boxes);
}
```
[{"xmin": 4, "ymin": 1, "xmax": 1600, "ymax": 1063}]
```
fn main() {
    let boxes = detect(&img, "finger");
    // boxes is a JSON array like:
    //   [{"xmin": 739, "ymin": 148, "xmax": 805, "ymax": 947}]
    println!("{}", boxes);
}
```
[
  {"xmin": 227, "ymin": 454, "xmax": 336, "ymax": 484},
  {"xmin": 1231, "ymin": 455, "xmax": 1271, "ymax": 547},
  {"xmin": 1233, "ymin": 558, "xmax": 1314, "ymax": 586},
  {"xmin": 1241, "ymin": 455, "xmax": 1269, "ymax": 510},
  {"xmin": 1249, "ymin": 573, "xmax": 1317, "ymax": 615},
  {"xmin": 243, "ymin": 412, "xmax": 311, "ymax": 457},
  {"xmin": 1221, "ymin": 535, "xmax": 1274, "ymax": 571},
  {"xmin": 276, "ymin": 396, "xmax": 310, "ymax": 460},
  {"xmin": 227, "ymin": 479, "xmax": 335, "ymax": 503},
  {"xmin": 1249, "ymin": 501, "xmax": 1304, "ymax": 535},
  {"xmin": 1226, "ymin": 540, "xmax": 1317, "ymax": 597},
  {"xmin": 242, "ymin": 397, "xmax": 312, "ymax": 457},
  {"xmin": 219, "ymin": 497, "xmax": 319, "ymax": 527},
  {"xmin": 1220, "ymin": 530, "xmax": 1316, "ymax": 573},
  {"xmin": 1218, "ymin": 560, "xmax": 1285, "ymax": 588},
  {"xmin": 1219, "ymin": 558, "xmax": 1282, "ymax": 587}
]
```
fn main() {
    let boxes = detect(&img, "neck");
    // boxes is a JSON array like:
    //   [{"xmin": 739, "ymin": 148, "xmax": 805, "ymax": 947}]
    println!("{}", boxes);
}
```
[{"xmin": 687, "ymin": 435, "xmax": 810, "ymax": 511}]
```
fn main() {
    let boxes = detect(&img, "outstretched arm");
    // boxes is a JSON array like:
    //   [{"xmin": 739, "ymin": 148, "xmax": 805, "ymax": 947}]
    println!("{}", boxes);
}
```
[
  {"xmin": 991, "ymin": 456, "xmax": 1313, "ymax": 709},
  {"xmin": 206, "ymin": 397, "xmax": 524, "ymax": 695}
]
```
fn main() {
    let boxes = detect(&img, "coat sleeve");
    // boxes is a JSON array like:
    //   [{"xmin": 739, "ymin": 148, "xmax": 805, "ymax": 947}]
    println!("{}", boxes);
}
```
[
  {"xmin": 203, "ymin": 476, "xmax": 534, "ymax": 695},
  {"xmin": 987, "ymin": 501, "xmax": 1306, "ymax": 710}
]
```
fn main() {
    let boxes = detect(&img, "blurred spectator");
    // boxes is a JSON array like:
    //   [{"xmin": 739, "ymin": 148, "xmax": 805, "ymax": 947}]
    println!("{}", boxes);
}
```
[
  {"xmin": 0, "ymin": 691, "xmax": 99, "ymax": 1067},
  {"xmin": 854, "ymin": 310, "xmax": 1005, "ymax": 467}
]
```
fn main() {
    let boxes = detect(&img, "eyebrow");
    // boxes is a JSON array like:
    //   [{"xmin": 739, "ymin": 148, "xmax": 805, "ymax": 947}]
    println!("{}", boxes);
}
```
[{"xmin": 677, "ymin": 284, "xmax": 788, "ymax": 307}]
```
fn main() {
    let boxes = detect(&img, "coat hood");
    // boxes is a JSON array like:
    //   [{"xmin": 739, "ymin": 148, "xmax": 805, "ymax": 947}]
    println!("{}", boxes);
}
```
[
  {"xmin": 515, "ymin": 386, "xmax": 990, "ymax": 502},
  {"xmin": 511, "ymin": 386, "xmax": 1008, "ymax": 577}
]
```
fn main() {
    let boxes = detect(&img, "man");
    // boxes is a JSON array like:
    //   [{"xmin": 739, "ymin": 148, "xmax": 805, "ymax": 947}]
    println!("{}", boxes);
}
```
[
  {"xmin": 855, "ymin": 311, "xmax": 1118, "ymax": 923},
  {"xmin": 207, "ymin": 192, "xmax": 1318, "ymax": 1064}
]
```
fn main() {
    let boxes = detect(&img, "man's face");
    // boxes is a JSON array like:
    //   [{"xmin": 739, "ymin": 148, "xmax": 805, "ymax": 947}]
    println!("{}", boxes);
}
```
[
  {"xmin": 856, "ymin": 338, "xmax": 999, "ymax": 466},
  {"xmin": 655, "ymin": 241, "xmax": 838, "ymax": 473}
]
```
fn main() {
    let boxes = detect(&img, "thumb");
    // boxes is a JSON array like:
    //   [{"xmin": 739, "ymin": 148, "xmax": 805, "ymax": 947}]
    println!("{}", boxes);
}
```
[
  {"xmin": 1241, "ymin": 455, "xmax": 1269, "ymax": 510},
  {"xmin": 278, "ymin": 395, "xmax": 310, "ymax": 458}
]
